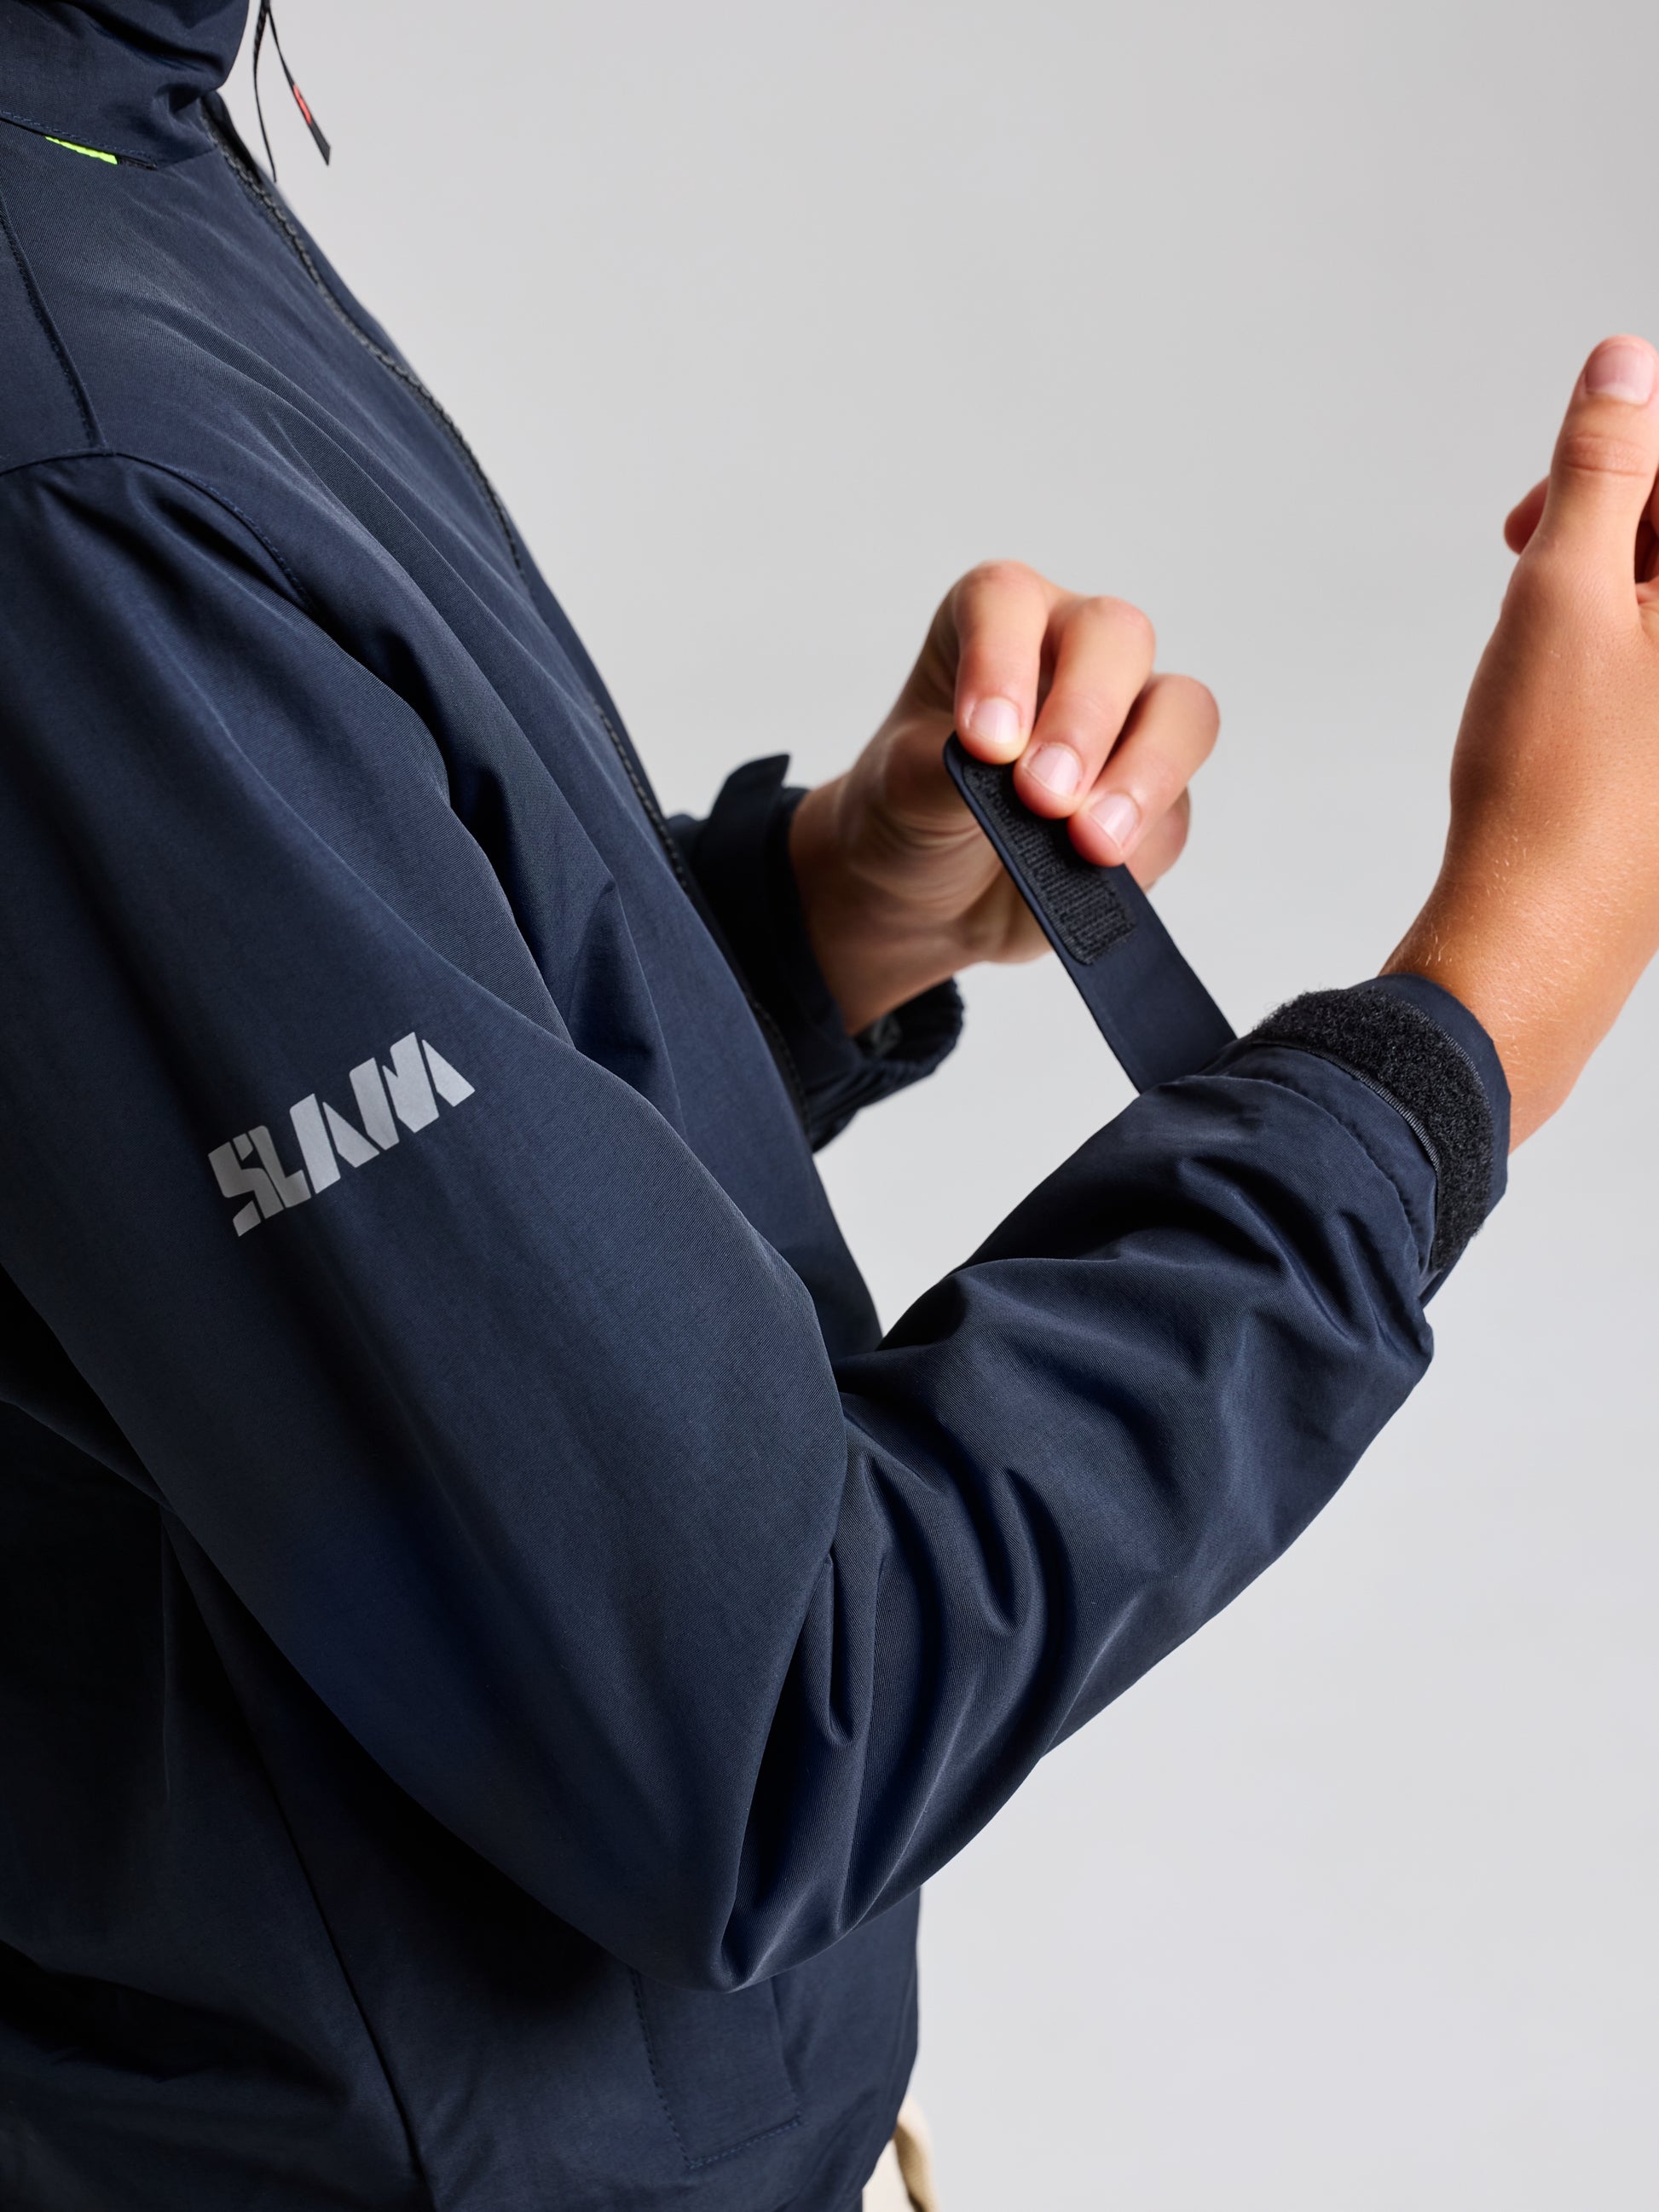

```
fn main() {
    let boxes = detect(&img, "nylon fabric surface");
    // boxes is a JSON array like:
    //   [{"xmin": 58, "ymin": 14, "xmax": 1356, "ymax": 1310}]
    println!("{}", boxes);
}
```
[{"xmin": 0, "ymin": 7, "xmax": 1506, "ymax": 2209}]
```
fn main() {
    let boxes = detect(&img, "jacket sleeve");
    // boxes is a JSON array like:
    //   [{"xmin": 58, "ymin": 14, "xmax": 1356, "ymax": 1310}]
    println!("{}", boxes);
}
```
[
  {"xmin": 0, "ymin": 456, "xmax": 1506, "ymax": 1990},
  {"xmin": 669, "ymin": 756, "xmax": 963, "ymax": 1148}
]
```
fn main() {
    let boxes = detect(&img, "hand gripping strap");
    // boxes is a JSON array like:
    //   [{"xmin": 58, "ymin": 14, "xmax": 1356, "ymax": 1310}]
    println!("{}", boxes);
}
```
[{"xmin": 945, "ymin": 736, "xmax": 1234, "ymax": 1089}]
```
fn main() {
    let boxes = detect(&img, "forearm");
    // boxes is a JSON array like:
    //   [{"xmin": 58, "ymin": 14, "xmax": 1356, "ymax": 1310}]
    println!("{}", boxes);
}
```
[
  {"xmin": 1384, "ymin": 858, "xmax": 1649, "ymax": 1150},
  {"xmin": 725, "ymin": 1014, "xmax": 1472, "ymax": 1982},
  {"xmin": 1378, "ymin": 335, "xmax": 1659, "ymax": 1151}
]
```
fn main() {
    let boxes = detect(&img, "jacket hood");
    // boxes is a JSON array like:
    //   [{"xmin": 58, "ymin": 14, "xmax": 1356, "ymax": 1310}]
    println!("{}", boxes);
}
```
[{"xmin": 0, "ymin": 1, "xmax": 247, "ymax": 166}]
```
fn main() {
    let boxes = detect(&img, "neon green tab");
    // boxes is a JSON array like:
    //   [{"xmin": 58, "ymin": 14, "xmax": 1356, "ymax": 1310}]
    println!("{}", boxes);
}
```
[{"xmin": 45, "ymin": 136, "xmax": 118, "ymax": 165}]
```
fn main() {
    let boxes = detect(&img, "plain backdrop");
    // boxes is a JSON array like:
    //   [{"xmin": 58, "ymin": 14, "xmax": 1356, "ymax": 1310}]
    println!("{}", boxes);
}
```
[{"xmin": 224, "ymin": 5, "xmax": 1659, "ymax": 2203}]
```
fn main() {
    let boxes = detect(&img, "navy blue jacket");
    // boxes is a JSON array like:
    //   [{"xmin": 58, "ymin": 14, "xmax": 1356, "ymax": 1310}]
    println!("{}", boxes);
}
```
[{"xmin": 0, "ymin": 7, "xmax": 1508, "ymax": 2208}]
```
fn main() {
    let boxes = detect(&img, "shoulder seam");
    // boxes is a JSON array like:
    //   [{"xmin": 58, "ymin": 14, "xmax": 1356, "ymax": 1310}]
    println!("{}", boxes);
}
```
[
  {"xmin": 0, "ymin": 448, "xmax": 318, "ymax": 616},
  {"xmin": 0, "ymin": 176, "xmax": 101, "ymax": 448}
]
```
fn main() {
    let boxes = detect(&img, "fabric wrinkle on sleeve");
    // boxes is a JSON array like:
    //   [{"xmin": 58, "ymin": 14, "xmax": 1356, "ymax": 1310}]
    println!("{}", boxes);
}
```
[{"xmin": 0, "ymin": 452, "xmax": 1466, "ymax": 1995}]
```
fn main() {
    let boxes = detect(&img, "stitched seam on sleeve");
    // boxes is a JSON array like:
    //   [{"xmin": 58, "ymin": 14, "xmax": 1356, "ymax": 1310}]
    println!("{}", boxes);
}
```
[{"xmin": 1223, "ymin": 1061, "xmax": 1429, "ymax": 1270}]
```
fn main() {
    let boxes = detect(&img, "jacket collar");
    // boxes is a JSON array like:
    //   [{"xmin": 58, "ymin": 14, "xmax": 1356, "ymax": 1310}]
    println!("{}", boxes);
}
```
[{"xmin": 0, "ymin": 2, "xmax": 248, "ymax": 166}]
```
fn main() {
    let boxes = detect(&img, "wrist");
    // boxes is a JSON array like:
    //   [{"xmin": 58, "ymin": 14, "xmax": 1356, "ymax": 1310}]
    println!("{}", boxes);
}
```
[
  {"xmin": 789, "ymin": 778, "xmax": 977, "ymax": 1035},
  {"xmin": 1383, "ymin": 886, "xmax": 1606, "ymax": 1147}
]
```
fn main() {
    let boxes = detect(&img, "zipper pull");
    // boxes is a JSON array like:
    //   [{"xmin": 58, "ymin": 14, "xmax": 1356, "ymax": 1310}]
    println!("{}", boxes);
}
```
[{"xmin": 252, "ymin": 0, "xmax": 332, "ymax": 182}]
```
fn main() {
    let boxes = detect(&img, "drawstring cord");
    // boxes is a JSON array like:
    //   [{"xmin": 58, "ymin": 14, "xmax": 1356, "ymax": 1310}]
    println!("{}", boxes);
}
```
[{"xmin": 251, "ymin": 0, "xmax": 331, "ymax": 182}]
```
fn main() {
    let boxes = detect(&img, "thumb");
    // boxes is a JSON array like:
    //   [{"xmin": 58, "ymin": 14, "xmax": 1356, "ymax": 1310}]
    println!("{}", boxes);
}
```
[{"xmin": 1533, "ymin": 335, "xmax": 1659, "ymax": 579}]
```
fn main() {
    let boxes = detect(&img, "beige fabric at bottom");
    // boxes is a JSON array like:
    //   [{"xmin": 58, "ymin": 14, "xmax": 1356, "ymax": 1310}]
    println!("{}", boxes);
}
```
[{"xmin": 861, "ymin": 2095, "xmax": 939, "ymax": 2212}]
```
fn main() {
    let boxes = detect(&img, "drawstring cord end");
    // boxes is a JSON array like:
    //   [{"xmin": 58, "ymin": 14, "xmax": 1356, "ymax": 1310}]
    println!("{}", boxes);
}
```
[{"xmin": 252, "ymin": 0, "xmax": 332, "ymax": 181}]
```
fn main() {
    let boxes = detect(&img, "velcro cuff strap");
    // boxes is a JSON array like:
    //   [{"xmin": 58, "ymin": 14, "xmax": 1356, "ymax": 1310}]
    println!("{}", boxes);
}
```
[
  {"xmin": 945, "ymin": 736, "xmax": 1234, "ymax": 1090},
  {"xmin": 1247, "ymin": 983, "xmax": 1499, "ymax": 1276}
]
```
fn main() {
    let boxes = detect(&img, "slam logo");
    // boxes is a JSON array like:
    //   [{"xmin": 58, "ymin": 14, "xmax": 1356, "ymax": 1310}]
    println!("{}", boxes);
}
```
[{"xmin": 209, "ymin": 1032, "xmax": 475, "ymax": 1237}]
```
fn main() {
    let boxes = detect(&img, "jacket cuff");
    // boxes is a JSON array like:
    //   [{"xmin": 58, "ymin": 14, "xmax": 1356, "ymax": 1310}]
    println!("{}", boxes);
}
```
[
  {"xmin": 670, "ymin": 756, "xmax": 963, "ymax": 1151},
  {"xmin": 1235, "ymin": 974, "xmax": 1509, "ymax": 1281}
]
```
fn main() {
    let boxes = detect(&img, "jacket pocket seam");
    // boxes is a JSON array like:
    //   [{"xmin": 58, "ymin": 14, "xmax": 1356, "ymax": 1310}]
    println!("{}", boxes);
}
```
[
  {"xmin": 628, "ymin": 1969, "xmax": 803, "ymax": 2172},
  {"xmin": 684, "ymin": 2116, "xmax": 805, "ymax": 2174}
]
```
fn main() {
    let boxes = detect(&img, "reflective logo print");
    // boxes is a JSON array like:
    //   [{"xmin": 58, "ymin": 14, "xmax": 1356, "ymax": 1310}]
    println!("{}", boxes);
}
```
[{"xmin": 208, "ymin": 1034, "xmax": 475, "ymax": 1237}]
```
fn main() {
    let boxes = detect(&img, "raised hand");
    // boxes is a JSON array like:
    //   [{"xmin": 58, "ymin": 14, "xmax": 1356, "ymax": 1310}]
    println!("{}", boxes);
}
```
[
  {"xmin": 1387, "ymin": 336, "xmax": 1659, "ymax": 1144},
  {"xmin": 789, "ymin": 561, "xmax": 1219, "ymax": 1033}
]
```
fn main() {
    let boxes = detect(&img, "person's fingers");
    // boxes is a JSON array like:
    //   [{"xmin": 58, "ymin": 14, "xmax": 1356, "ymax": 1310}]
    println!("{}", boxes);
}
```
[
  {"xmin": 950, "ymin": 562, "xmax": 1058, "ymax": 761},
  {"xmin": 1504, "ymin": 478, "xmax": 1547, "ymax": 554},
  {"xmin": 1555, "ymin": 493, "xmax": 1659, "ymax": 582},
  {"xmin": 1065, "ymin": 672, "xmax": 1218, "ymax": 867},
  {"xmin": 1529, "ymin": 336, "xmax": 1659, "ymax": 582},
  {"xmin": 1012, "ymin": 594, "xmax": 1157, "ymax": 817},
  {"xmin": 1124, "ymin": 788, "xmax": 1190, "ymax": 889}
]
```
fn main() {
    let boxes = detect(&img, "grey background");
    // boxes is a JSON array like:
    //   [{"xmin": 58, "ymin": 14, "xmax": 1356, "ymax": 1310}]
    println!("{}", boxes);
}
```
[{"xmin": 225, "ymin": 4, "xmax": 1659, "ymax": 2203}]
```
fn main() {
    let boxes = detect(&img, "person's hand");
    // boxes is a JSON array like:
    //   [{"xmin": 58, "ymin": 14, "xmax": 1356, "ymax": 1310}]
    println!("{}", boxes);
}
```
[
  {"xmin": 789, "ymin": 562, "xmax": 1219, "ymax": 1034},
  {"xmin": 1386, "ymin": 335, "xmax": 1659, "ymax": 1146}
]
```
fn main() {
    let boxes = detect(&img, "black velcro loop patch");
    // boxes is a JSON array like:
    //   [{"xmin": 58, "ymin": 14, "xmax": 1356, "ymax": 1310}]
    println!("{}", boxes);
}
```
[
  {"xmin": 945, "ymin": 736, "xmax": 1234, "ymax": 1092},
  {"xmin": 1249, "ymin": 985, "xmax": 1496, "ymax": 1277},
  {"xmin": 957, "ymin": 749, "xmax": 1136, "ymax": 962}
]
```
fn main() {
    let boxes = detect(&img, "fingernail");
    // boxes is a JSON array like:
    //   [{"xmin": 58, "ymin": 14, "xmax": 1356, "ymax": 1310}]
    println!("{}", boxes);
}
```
[
  {"xmin": 1586, "ymin": 340, "xmax": 1656, "ymax": 404},
  {"xmin": 1088, "ymin": 789, "xmax": 1141, "ymax": 854},
  {"xmin": 967, "ymin": 696, "xmax": 1023, "ymax": 754},
  {"xmin": 1025, "ymin": 743, "xmax": 1082, "ymax": 799}
]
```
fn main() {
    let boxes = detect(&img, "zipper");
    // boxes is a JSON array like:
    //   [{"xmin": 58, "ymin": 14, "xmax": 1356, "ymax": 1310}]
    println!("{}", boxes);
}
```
[
  {"xmin": 1335, "ymin": 1064, "xmax": 1442, "ymax": 1180},
  {"xmin": 205, "ymin": 99, "xmax": 523, "ymax": 580},
  {"xmin": 204, "ymin": 99, "xmax": 812, "ymax": 1134}
]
